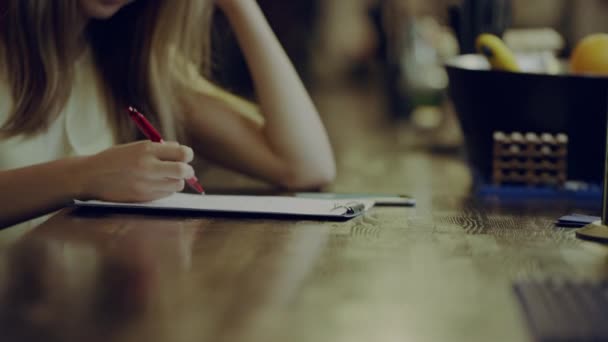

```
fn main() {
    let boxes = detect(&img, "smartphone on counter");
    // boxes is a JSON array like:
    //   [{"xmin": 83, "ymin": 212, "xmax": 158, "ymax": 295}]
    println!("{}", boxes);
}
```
[{"xmin": 295, "ymin": 192, "xmax": 415, "ymax": 207}]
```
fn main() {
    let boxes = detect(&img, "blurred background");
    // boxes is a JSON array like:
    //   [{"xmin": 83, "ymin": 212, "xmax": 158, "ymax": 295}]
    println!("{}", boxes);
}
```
[
  {"xmin": 203, "ymin": 0, "xmax": 608, "ymax": 192},
  {"xmin": 212, "ymin": 0, "xmax": 608, "ymax": 126}
]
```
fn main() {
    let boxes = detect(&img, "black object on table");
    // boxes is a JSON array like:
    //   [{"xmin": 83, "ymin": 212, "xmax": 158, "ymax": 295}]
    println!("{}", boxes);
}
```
[{"xmin": 513, "ymin": 279, "xmax": 608, "ymax": 341}]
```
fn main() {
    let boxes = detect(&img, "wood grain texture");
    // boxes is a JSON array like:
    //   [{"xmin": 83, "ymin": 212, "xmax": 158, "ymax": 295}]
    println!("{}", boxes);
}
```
[{"xmin": 0, "ymin": 84, "xmax": 607, "ymax": 342}]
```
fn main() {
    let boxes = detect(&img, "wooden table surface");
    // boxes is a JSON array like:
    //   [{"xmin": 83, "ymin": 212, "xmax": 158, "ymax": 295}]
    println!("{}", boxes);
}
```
[{"xmin": 1, "ymin": 85, "xmax": 607, "ymax": 342}]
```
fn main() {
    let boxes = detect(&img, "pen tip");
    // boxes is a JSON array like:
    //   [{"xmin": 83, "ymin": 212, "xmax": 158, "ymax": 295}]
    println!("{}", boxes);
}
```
[{"xmin": 188, "ymin": 180, "xmax": 205, "ymax": 194}]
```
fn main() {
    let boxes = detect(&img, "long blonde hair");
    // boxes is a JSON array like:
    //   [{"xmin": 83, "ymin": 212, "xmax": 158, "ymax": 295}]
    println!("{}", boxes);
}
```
[{"xmin": 0, "ymin": 0, "xmax": 219, "ymax": 142}]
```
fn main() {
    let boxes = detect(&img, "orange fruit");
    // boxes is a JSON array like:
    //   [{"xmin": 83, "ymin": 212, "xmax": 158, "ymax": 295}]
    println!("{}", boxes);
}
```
[{"xmin": 570, "ymin": 33, "xmax": 608, "ymax": 76}]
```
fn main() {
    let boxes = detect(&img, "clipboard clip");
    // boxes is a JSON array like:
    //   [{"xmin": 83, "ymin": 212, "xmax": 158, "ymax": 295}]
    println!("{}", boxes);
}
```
[{"xmin": 331, "ymin": 201, "xmax": 366, "ymax": 216}]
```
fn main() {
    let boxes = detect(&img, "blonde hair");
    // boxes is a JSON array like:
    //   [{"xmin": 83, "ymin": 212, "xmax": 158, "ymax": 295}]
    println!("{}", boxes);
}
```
[{"xmin": 0, "ymin": 0, "xmax": 262, "ymax": 142}]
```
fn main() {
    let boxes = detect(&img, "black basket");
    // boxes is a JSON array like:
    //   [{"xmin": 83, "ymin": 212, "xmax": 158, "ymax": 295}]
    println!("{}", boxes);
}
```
[{"xmin": 446, "ymin": 54, "xmax": 608, "ymax": 184}]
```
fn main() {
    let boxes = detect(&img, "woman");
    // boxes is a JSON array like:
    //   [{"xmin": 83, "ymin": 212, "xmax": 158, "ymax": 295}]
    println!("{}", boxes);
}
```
[{"xmin": 0, "ymin": 0, "xmax": 336, "ymax": 229}]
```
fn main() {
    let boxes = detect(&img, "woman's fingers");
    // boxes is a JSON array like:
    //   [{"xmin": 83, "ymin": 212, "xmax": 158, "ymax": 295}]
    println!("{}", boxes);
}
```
[
  {"xmin": 144, "ymin": 178, "xmax": 186, "ymax": 193},
  {"xmin": 130, "ymin": 178, "xmax": 185, "ymax": 201},
  {"xmin": 150, "ymin": 161, "xmax": 195, "ymax": 180},
  {"xmin": 150, "ymin": 143, "xmax": 194, "ymax": 163},
  {"xmin": 139, "ymin": 142, "xmax": 196, "ymax": 179}
]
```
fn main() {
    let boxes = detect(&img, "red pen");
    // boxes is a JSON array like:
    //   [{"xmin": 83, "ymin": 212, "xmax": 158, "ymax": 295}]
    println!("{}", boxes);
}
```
[{"xmin": 127, "ymin": 106, "xmax": 205, "ymax": 194}]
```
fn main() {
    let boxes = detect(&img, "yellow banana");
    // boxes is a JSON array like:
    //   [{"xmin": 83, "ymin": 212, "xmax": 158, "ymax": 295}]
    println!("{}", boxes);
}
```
[{"xmin": 476, "ymin": 33, "xmax": 520, "ymax": 72}]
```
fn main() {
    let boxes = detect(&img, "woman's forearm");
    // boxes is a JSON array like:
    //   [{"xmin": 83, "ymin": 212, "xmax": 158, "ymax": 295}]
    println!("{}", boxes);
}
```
[
  {"xmin": 219, "ymin": 1, "xmax": 336, "ymax": 187},
  {"xmin": 0, "ymin": 157, "xmax": 85, "ymax": 229},
  {"xmin": 1, "ymin": 141, "xmax": 201, "ymax": 228}
]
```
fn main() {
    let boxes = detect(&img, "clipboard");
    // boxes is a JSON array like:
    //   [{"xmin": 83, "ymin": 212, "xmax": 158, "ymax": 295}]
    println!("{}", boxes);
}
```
[{"xmin": 73, "ymin": 193, "xmax": 375, "ymax": 221}]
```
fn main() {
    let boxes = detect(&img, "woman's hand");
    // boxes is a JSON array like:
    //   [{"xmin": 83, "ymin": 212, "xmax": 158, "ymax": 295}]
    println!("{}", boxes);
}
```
[{"xmin": 77, "ymin": 141, "xmax": 195, "ymax": 202}]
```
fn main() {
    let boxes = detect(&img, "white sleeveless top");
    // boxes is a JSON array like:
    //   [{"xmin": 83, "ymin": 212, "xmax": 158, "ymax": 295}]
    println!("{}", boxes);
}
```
[{"xmin": 0, "ymin": 50, "xmax": 116, "ymax": 232}]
